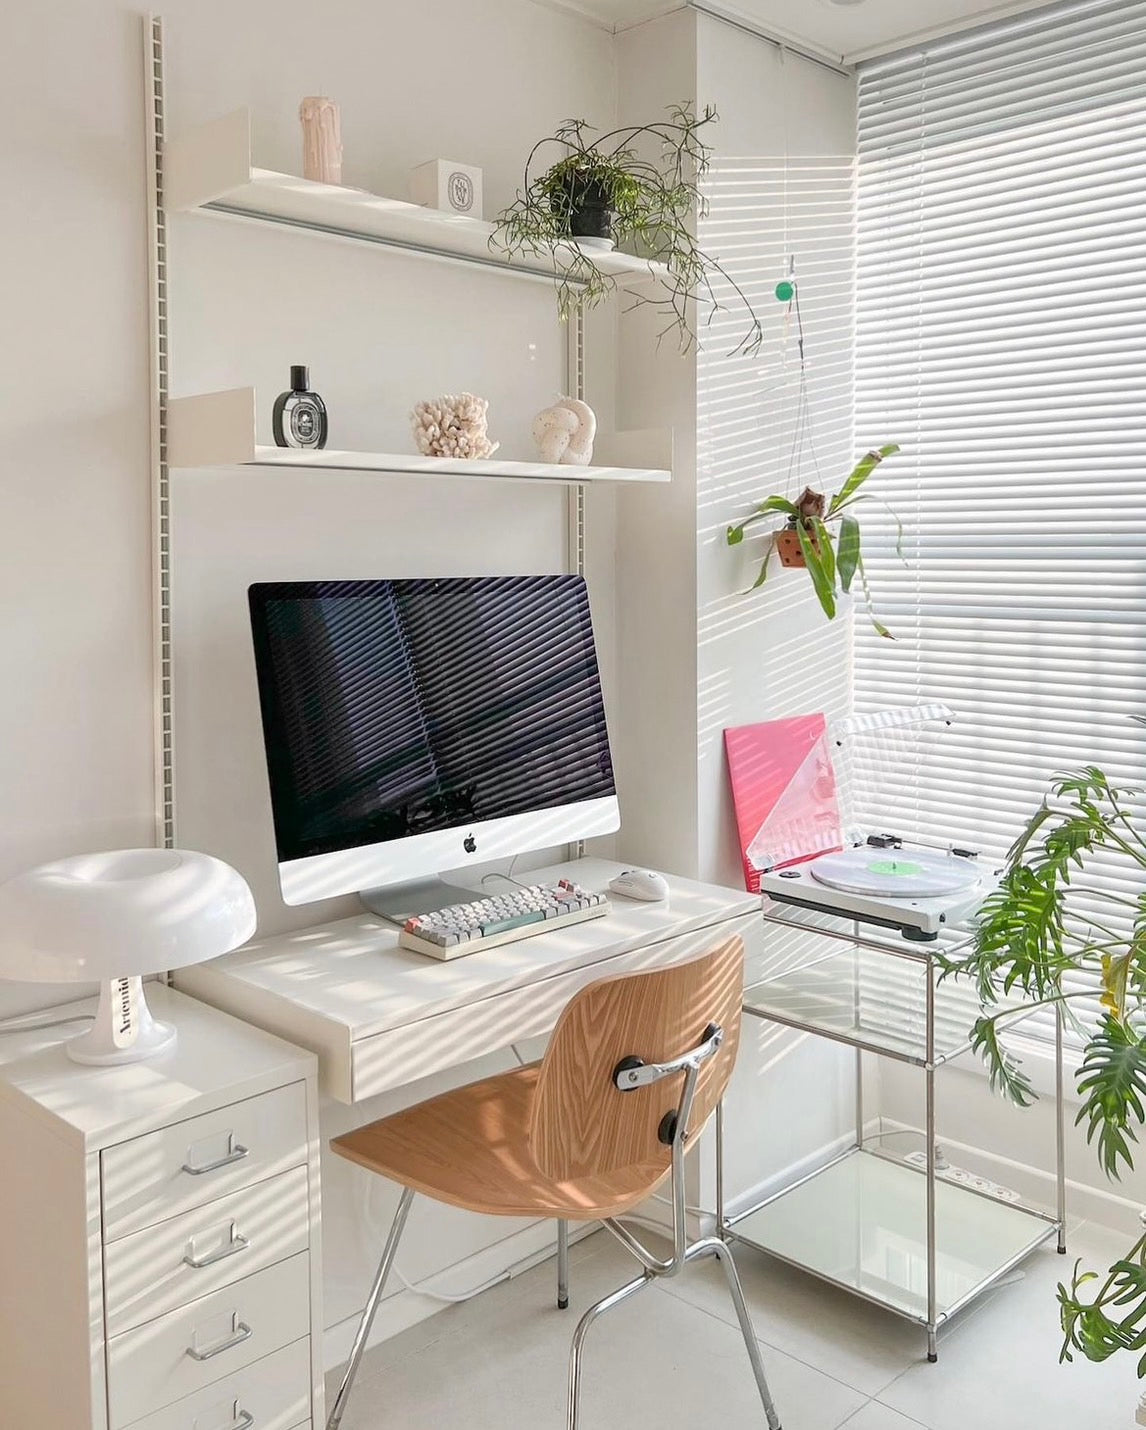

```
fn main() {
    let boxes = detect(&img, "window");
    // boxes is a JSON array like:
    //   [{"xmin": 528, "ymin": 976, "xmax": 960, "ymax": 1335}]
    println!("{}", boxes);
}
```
[{"xmin": 853, "ymin": 0, "xmax": 1146, "ymax": 1040}]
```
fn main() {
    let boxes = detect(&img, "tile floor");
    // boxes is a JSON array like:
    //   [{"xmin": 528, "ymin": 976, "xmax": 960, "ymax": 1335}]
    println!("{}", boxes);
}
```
[{"xmin": 329, "ymin": 1219, "xmax": 1142, "ymax": 1428}]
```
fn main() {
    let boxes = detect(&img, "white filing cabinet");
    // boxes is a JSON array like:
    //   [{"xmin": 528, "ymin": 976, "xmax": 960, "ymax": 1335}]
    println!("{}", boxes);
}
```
[{"xmin": 0, "ymin": 984, "xmax": 323, "ymax": 1430}]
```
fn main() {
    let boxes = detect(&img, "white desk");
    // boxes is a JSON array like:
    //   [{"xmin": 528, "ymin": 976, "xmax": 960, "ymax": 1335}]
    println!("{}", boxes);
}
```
[{"xmin": 176, "ymin": 859, "xmax": 759, "ymax": 1103}]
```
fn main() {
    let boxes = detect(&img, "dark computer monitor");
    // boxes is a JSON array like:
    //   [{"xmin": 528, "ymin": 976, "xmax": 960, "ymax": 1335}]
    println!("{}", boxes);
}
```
[{"xmin": 248, "ymin": 575, "xmax": 619, "ymax": 907}]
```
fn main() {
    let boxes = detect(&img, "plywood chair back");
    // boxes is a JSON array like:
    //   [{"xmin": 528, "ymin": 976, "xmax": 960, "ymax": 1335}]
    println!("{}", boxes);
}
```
[{"xmin": 529, "ymin": 936, "xmax": 744, "ymax": 1184}]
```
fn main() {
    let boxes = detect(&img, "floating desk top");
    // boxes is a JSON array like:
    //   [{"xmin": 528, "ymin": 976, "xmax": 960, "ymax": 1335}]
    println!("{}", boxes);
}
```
[{"xmin": 176, "ymin": 859, "xmax": 760, "ymax": 1103}]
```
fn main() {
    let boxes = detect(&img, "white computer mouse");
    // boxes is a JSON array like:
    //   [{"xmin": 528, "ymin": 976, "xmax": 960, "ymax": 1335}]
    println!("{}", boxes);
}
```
[{"xmin": 608, "ymin": 868, "xmax": 669, "ymax": 901}]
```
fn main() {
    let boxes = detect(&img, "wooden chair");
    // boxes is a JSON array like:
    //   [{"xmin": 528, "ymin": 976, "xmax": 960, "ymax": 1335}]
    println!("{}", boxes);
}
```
[{"xmin": 326, "ymin": 936, "xmax": 782, "ymax": 1430}]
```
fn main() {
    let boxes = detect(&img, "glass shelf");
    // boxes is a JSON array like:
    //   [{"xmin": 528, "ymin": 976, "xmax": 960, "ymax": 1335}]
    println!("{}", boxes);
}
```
[
  {"xmin": 728, "ymin": 1149, "xmax": 1058, "ymax": 1325},
  {"xmin": 743, "ymin": 909, "xmax": 1027, "ymax": 1066}
]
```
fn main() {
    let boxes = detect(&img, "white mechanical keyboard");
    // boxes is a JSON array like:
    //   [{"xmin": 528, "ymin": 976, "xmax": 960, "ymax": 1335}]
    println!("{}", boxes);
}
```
[{"xmin": 399, "ymin": 879, "xmax": 610, "ymax": 960}]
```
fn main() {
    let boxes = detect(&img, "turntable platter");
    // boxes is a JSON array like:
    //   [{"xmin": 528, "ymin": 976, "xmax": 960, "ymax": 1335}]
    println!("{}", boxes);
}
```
[{"xmin": 808, "ymin": 848, "xmax": 981, "ymax": 898}]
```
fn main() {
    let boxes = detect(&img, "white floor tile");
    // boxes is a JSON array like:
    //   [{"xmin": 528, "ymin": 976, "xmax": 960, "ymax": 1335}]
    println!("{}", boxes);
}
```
[
  {"xmin": 327, "ymin": 1220, "xmax": 1146, "ymax": 1430},
  {"xmin": 660, "ymin": 1238, "xmax": 922, "ymax": 1397},
  {"xmin": 840, "ymin": 1403, "xmax": 929, "ymax": 1430},
  {"xmin": 330, "ymin": 1232, "xmax": 866, "ymax": 1429},
  {"xmin": 875, "ymin": 1222, "xmax": 1142, "ymax": 1430}
]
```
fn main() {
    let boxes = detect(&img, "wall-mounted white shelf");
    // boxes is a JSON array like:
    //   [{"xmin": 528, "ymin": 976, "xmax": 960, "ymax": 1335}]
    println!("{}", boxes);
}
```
[
  {"xmin": 164, "ymin": 109, "xmax": 670, "ymax": 288},
  {"xmin": 168, "ymin": 388, "xmax": 672, "ymax": 484}
]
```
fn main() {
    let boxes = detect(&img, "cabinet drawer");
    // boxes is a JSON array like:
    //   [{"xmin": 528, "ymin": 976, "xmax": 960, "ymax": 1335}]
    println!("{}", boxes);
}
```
[
  {"xmin": 107, "ymin": 1251, "xmax": 311, "ymax": 1427},
  {"xmin": 102, "ymin": 1082, "xmax": 308, "ymax": 1240},
  {"xmin": 105, "ymin": 1166, "xmax": 310, "ymax": 1337},
  {"xmin": 119, "ymin": 1337, "xmax": 311, "ymax": 1430}
]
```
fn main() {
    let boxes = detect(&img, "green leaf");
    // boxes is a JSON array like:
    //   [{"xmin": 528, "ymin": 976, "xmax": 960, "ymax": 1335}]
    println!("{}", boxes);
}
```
[
  {"xmin": 813, "ymin": 519, "xmax": 837, "ymax": 589},
  {"xmin": 795, "ymin": 521, "xmax": 836, "ymax": 621},
  {"xmin": 726, "ymin": 495, "xmax": 801, "ymax": 546},
  {"xmin": 970, "ymin": 1014, "xmax": 1035, "ymax": 1107},
  {"xmin": 826, "ymin": 443, "xmax": 900, "ymax": 518},
  {"xmin": 750, "ymin": 534, "xmax": 776, "ymax": 589},
  {"xmin": 1075, "ymin": 1014, "xmax": 1146, "ymax": 1179},
  {"xmin": 1057, "ymin": 1232, "xmax": 1146, "ymax": 1370},
  {"xmin": 837, "ymin": 512, "xmax": 861, "ymax": 592},
  {"xmin": 855, "ymin": 554, "xmax": 893, "ymax": 639}
]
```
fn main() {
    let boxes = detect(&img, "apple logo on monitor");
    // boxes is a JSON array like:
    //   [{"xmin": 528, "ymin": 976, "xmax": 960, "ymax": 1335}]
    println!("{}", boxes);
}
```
[{"xmin": 464, "ymin": 834, "xmax": 477, "ymax": 854}]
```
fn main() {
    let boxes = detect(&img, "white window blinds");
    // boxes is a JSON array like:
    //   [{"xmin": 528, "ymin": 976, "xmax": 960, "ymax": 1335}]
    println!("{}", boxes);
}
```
[{"xmin": 852, "ymin": 0, "xmax": 1146, "ymax": 1041}]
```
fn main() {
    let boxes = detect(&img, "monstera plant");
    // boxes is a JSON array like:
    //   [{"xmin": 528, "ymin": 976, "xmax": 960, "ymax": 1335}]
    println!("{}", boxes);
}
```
[{"xmin": 943, "ymin": 759, "xmax": 1146, "ymax": 1376}]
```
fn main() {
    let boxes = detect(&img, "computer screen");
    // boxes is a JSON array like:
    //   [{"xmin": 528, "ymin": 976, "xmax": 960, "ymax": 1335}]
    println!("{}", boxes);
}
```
[{"xmin": 248, "ymin": 575, "xmax": 619, "ymax": 904}]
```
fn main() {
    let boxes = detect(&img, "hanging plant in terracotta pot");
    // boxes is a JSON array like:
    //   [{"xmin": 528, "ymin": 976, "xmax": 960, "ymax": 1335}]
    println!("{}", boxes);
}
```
[
  {"xmin": 726, "ymin": 444, "xmax": 903, "ymax": 637},
  {"xmin": 724, "ymin": 264, "xmax": 903, "ymax": 636},
  {"xmin": 773, "ymin": 487, "xmax": 826, "ymax": 568}
]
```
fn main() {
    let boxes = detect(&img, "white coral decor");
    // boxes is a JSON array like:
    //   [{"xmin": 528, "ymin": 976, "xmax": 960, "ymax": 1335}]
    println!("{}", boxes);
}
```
[{"xmin": 410, "ymin": 392, "xmax": 500, "ymax": 460}]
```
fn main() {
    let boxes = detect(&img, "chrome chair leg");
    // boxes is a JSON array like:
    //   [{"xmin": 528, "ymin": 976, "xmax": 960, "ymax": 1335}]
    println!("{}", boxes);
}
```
[
  {"xmin": 567, "ymin": 1272, "xmax": 654, "ymax": 1429},
  {"xmin": 557, "ymin": 1219, "xmax": 570, "ymax": 1309},
  {"xmin": 327, "ymin": 1186, "xmax": 415, "ymax": 1430},
  {"xmin": 687, "ymin": 1237, "xmax": 782, "ymax": 1430}
]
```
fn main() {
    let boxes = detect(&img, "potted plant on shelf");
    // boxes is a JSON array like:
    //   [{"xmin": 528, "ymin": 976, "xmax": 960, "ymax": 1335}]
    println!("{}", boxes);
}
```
[
  {"xmin": 725, "ymin": 444, "xmax": 902, "ymax": 637},
  {"xmin": 942, "ymin": 758, "xmax": 1146, "ymax": 1379},
  {"xmin": 494, "ymin": 105, "xmax": 763, "ymax": 356}
]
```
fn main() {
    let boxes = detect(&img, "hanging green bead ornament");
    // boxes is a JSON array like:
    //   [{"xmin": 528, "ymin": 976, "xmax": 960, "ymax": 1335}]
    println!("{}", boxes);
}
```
[{"xmin": 775, "ymin": 278, "xmax": 796, "ymax": 303}]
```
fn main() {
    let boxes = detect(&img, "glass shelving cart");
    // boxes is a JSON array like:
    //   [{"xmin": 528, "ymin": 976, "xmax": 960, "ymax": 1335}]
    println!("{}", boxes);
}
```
[{"xmin": 719, "ymin": 902, "xmax": 1067, "ymax": 1361}]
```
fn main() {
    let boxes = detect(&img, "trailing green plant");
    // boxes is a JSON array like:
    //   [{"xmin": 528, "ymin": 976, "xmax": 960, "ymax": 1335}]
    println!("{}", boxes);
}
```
[
  {"xmin": 725, "ymin": 444, "xmax": 902, "ymax": 637},
  {"xmin": 493, "ymin": 105, "xmax": 763, "ymax": 356},
  {"xmin": 940, "ymin": 760, "xmax": 1146, "ymax": 1375}
]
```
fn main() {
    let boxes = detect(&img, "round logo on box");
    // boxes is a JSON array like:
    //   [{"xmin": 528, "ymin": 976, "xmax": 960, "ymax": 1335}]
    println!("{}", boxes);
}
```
[{"xmin": 448, "ymin": 171, "xmax": 475, "ymax": 212}]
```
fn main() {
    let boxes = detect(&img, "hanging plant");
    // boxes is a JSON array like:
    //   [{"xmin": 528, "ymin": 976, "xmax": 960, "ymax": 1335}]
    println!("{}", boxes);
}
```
[
  {"xmin": 493, "ymin": 105, "xmax": 763, "ymax": 357},
  {"xmin": 726, "ymin": 445, "xmax": 902, "ymax": 638}
]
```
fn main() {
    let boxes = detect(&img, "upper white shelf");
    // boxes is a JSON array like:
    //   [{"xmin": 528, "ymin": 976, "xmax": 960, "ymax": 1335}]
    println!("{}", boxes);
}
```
[
  {"xmin": 168, "ymin": 388, "xmax": 672, "ymax": 485},
  {"xmin": 164, "ymin": 109, "xmax": 670, "ymax": 287}
]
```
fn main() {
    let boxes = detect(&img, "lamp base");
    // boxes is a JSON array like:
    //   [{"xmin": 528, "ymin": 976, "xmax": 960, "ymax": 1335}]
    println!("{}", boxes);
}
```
[{"xmin": 67, "ymin": 976, "xmax": 177, "ymax": 1065}]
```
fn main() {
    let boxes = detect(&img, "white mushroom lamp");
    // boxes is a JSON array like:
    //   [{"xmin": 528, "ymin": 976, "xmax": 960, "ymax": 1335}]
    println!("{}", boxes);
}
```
[{"xmin": 0, "ymin": 849, "xmax": 256, "ymax": 1065}]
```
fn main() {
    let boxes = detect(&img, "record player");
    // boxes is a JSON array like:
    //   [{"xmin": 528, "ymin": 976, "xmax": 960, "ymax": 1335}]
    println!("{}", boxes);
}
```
[{"xmin": 726, "ymin": 704, "xmax": 998, "ymax": 941}]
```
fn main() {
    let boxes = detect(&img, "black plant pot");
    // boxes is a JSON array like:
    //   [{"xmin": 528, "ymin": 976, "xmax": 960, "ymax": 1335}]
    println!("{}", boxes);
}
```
[{"xmin": 554, "ymin": 175, "xmax": 615, "ymax": 242}]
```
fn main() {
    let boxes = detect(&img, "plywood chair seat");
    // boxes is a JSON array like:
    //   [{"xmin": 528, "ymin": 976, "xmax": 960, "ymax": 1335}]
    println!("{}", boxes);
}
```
[
  {"xmin": 332, "ymin": 1062, "xmax": 672, "ymax": 1220},
  {"xmin": 327, "ymin": 937, "xmax": 783, "ymax": 1430}
]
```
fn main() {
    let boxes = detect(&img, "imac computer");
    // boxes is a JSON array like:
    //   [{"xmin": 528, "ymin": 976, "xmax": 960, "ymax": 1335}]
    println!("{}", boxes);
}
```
[{"xmin": 248, "ymin": 575, "xmax": 620, "ymax": 915}]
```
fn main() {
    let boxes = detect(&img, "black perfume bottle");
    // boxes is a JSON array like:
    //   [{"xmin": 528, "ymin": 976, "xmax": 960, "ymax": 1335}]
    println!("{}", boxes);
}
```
[{"xmin": 273, "ymin": 366, "xmax": 328, "ymax": 449}]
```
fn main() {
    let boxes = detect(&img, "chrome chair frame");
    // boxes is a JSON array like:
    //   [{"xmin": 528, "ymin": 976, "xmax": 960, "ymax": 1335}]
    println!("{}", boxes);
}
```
[{"xmin": 327, "ymin": 1024, "xmax": 783, "ymax": 1430}]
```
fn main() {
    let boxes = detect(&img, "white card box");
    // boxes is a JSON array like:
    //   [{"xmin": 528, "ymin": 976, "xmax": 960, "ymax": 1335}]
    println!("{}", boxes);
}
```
[{"xmin": 409, "ymin": 158, "xmax": 483, "ymax": 219}]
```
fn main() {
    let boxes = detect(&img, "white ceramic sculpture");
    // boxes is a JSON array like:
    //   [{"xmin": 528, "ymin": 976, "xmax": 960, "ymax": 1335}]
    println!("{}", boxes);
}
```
[
  {"xmin": 532, "ymin": 397, "xmax": 597, "ymax": 466},
  {"xmin": 411, "ymin": 393, "xmax": 500, "ymax": 460},
  {"xmin": 299, "ymin": 96, "xmax": 343, "ymax": 184}
]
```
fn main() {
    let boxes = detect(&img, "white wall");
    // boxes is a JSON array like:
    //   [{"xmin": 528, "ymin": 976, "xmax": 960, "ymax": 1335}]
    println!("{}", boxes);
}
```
[
  {"xmin": 2, "ymin": 4, "xmax": 156, "ymax": 1019},
  {"xmin": 612, "ymin": 11, "xmax": 860, "ymax": 1213},
  {"xmin": 0, "ymin": 0, "xmax": 615, "ymax": 984},
  {"xmin": 2, "ymin": 0, "xmax": 622, "ymax": 1361}
]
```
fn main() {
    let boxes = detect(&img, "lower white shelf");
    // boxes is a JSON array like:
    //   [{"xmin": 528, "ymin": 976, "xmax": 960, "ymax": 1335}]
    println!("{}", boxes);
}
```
[
  {"xmin": 727, "ymin": 1148, "xmax": 1059, "ymax": 1325},
  {"xmin": 168, "ymin": 387, "xmax": 672, "ymax": 484}
]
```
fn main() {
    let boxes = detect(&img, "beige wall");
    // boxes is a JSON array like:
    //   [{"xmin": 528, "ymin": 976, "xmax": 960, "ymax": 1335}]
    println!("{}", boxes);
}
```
[{"xmin": 1, "ymin": 0, "xmax": 617, "ymax": 1017}]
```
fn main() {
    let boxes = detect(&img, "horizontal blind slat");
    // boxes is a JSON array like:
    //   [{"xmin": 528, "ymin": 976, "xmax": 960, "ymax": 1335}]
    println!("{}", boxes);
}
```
[{"xmin": 854, "ymin": 0, "xmax": 1146, "ymax": 1049}]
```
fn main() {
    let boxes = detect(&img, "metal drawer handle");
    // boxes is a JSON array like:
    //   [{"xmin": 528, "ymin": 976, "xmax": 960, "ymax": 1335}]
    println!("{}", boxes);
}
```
[
  {"xmin": 181, "ymin": 1137, "xmax": 249, "ymax": 1177},
  {"xmin": 183, "ymin": 1226, "xmax": 250, "ymax": 1270},
  {"xmin": 185, "ymin": 1319, "xmax": 252, "ymax": 1362},
  {"xmin": 197, "ymin": 1400, "xmax": 254, "ymax": 1430}
]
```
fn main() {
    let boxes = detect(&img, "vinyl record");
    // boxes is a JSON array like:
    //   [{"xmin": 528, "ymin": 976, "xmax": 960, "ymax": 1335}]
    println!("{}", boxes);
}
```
[{"xmin": 808, "ymin": 847, "xmax": 981, "ymax": 898}]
